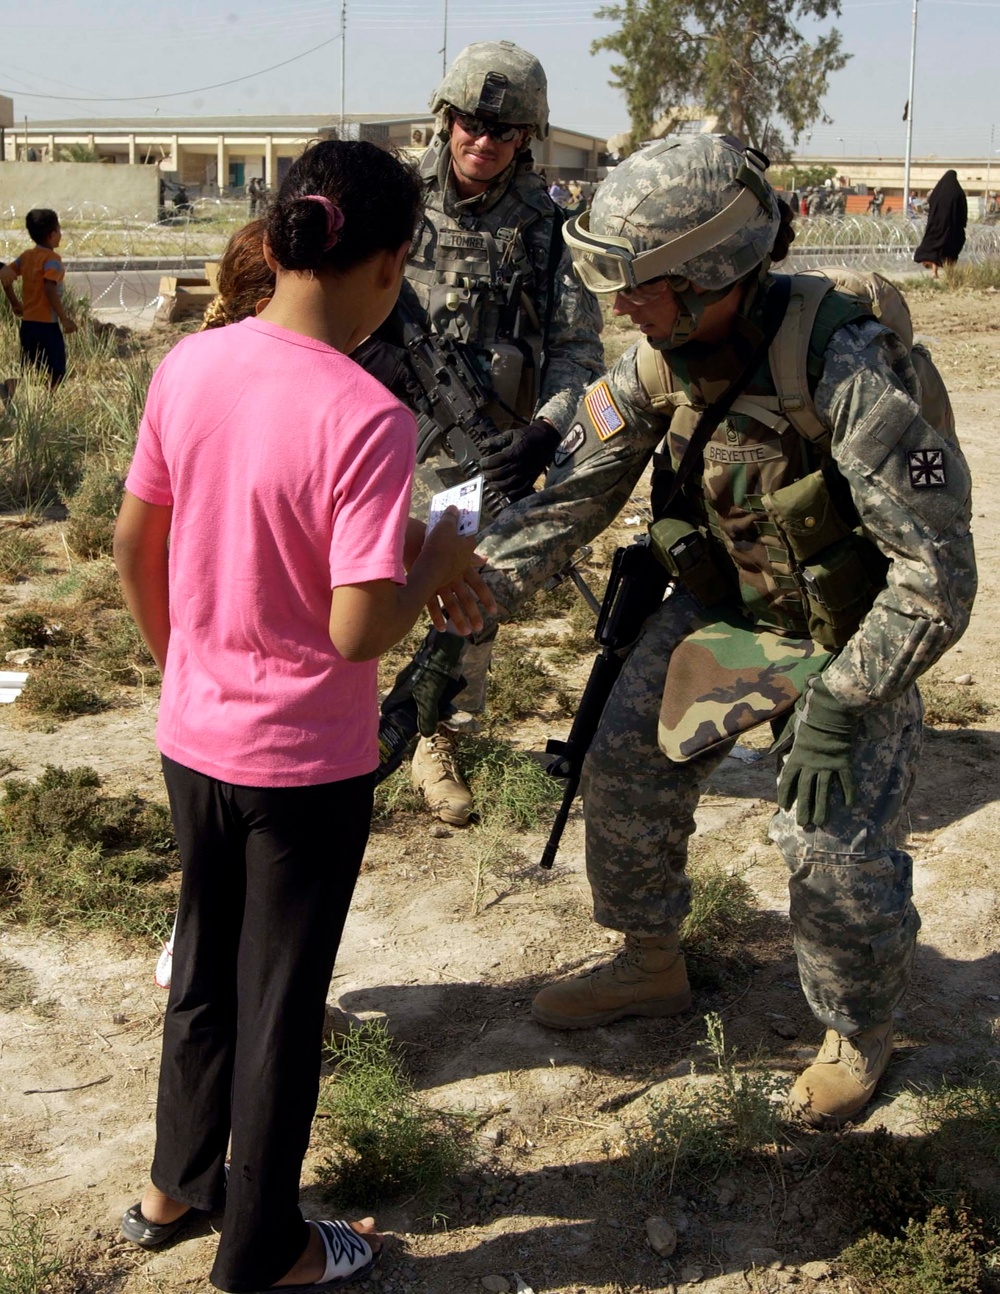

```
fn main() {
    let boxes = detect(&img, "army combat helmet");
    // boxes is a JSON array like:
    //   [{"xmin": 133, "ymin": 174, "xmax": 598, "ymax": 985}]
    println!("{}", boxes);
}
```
[
  {"xmin": 564, "ymin": 135, "xmax": 780, "ymax": 346},
  {"xmin": 430, "ymin": 41, "xmax": 549, "ymax": 140}
]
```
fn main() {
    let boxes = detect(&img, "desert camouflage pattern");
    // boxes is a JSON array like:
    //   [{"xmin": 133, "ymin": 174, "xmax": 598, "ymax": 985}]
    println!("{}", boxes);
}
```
[
  {"xmin": 657, "ymin": 609, "xmax": 833, "ymax": 761},
  {"xmin": 470, "ymin": 306, "xmax": 975, "ymax": 1034},
  {"xmin": 406, "ymin": 137, "xmax": 604, "ymax": 435},
  {"xmin": 430, "ymin": 41, "xmax": 549, "ymax": 138},
  {"xmin": 588, "ymin": 135, "xmax": 781, "ymax": 290}
]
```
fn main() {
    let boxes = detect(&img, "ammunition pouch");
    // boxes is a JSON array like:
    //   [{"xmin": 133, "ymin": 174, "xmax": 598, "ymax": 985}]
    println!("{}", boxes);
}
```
[
  {"xmin": 762, "ymin": 470, "xmax": 888, "ymax": 650},
  {"xmin": 648, "ymin": 517, "xmax": 733, "ymax": 610}
]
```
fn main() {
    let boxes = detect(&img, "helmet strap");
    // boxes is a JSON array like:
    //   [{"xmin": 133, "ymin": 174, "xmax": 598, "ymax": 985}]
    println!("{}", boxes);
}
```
[{"xmin": 650, "ymin": 282, "xmax": 734, "ymax": 351}]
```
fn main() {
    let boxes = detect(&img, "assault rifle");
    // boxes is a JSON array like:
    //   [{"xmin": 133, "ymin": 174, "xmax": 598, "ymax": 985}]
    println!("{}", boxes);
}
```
[
  {"xmin": 539, "ymin": 539, "xmax": 670, "ymax": 870},
  {"xmin": 371, "ymin": 286, "xmax": 599, "ymax": 613}
]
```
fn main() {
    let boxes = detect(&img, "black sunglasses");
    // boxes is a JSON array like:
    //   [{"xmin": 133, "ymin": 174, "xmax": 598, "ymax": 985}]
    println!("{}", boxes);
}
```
[{"xmin": 451, "ymin": 111, "xmax": 525, "ymax": 144}]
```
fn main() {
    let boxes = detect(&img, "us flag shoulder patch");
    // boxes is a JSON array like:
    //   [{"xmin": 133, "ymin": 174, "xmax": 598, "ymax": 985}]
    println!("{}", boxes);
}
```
[
  {"xmin": 584, "ymin": 381, "xmax": 626, "ymax": 441},
  {"xmin": 907, "ymin": 447, "xmax": 946, "ymax": 488}
]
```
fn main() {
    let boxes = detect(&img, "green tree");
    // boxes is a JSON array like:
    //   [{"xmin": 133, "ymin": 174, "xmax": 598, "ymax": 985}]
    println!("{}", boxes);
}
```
[
  {"xmin": 58, "ymin": 143, "xmax": 101, "ymax": 163},
  {"xmin": 771, "ymin": 163, "xmax": 837, "ymax": 190},
  {"xmin": 593, "ymin": 0, "xmax": 850, "ymax": 157}
]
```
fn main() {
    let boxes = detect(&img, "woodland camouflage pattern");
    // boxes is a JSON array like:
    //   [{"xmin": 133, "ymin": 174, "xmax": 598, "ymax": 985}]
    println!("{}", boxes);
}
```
[
  {"xmin": 656, "ymin": 608, "xmax": 833, "ymax": 761},
  {"xmin": 588, "ymin": 135, "xmax": 781, "ymax": 289},
  {"xmin": 472, "ymin": 309, "xmax": 976, "ymax": 1034}
]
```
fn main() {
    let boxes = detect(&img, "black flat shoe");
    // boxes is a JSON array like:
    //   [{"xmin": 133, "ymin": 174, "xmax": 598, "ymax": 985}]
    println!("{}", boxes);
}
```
[{"xmin": 120, "ymin": 1201, "xmax": 195, "ymax": 1248}]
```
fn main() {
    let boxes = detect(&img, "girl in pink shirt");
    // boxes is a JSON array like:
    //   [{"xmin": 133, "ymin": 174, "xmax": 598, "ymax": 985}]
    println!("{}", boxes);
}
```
[{"xmin": 114, "ymin": 141, "xmax": 489, "ymax": 1292}]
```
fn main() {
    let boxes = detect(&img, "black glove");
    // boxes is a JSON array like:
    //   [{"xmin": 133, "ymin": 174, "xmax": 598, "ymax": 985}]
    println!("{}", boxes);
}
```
[
  {"xmin": 479, "ymin": 420, "xmax": 562, "ymax": 502},
  {"xmin": 380, "ymin": 628, "xmax": 465, "ymax": 738},
  {"xmin": 776, "ymin": 676, "xmax": 857, "ymax": 828}
]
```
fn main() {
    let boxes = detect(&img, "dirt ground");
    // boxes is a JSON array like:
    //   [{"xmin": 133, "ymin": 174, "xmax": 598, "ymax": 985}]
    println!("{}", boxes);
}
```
[{"xmin": 1, "ymin": 290, "xmax": 998, "ymax": 1294}]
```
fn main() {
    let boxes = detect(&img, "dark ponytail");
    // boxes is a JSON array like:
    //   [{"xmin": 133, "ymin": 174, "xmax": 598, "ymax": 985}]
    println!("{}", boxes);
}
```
[
  {"xmin": 267, "ymin": 140, "xmax": 422, "ymax": 274},
  {"xmin": 770, "ymin": 197, "xmax": 796, "ymax": 264}
]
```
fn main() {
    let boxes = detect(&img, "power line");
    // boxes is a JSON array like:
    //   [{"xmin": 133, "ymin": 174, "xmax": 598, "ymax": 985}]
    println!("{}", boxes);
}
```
[{"xmin": 0, "ymin": 32, "xmax": 340, "ymax": 103}]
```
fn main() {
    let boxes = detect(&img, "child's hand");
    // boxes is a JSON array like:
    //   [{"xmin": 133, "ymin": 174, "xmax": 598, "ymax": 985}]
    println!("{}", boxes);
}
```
[
  {"xmin": 63, "ymin": 319, "xmax": 79, "ymax": 335},
  {"xmin": 417, "ymin": 508, "xmax": 492, "ymax": 635},
  {"xmin": 10, "ymin": 301, "xmax": 21, "ymax": 318}
]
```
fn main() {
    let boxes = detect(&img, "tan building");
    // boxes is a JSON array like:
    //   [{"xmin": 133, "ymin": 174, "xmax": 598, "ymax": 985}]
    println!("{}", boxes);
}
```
[
  {"xmin": 791, "ymin": 153, "xmax": 1000, "ymax": 203},
  {"xmin": 2, "ymin": 113, "xmax": 609, "ymax": 193}
]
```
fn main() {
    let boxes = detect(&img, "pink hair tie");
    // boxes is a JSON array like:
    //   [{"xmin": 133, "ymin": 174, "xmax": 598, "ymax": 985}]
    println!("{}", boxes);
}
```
[{"xmin": 301, "ymin": 194, "xmax": 345, "ymax": 250}]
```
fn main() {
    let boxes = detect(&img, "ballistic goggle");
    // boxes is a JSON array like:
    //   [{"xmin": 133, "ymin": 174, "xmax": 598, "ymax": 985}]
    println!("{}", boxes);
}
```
[{"xmin": 563, "ymin": 152, "xmax": 773, "ymax": 295}]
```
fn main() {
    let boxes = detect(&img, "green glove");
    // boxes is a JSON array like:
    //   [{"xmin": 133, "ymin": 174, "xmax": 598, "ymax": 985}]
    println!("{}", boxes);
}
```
[
  {"xmin": 381, "ymin": 629, "xmax": 465, "ymax": 738},
  {"xmin": 776, "ymin": 676, "xmax": 857, "ymax": 828}
]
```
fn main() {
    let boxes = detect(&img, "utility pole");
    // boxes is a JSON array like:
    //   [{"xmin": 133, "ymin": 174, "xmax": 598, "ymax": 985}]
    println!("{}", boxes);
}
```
[
  {"xmin": 985, "ymin": 124, "xmax": 995, "ymax": 216},
  {"xmin": 339, "ymin": 0, "xmax": 347, "ymax": 140},
  {"xmin": 902, "ymin": 0, "xmax": 918, "ymax": 217},
  {"xmin": 441, "ymin": 0, "xmax": 449, "ymax": 77}
]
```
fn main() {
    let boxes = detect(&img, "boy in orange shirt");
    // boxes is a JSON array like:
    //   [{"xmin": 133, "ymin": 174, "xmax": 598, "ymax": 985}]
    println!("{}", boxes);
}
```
[{"xmin": 0, "ymin": 208, "xmax": 77, "ymax": 386}]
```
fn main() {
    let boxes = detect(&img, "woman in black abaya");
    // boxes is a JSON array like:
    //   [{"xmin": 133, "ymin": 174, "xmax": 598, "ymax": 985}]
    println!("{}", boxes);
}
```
[{"xmin": 914, "ymin": 170, "xmax": 968, "ymax": 277}]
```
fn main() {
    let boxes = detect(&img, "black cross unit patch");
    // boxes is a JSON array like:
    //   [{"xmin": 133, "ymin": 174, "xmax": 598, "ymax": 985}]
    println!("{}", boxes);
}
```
[{"xmin": 907, "ymin": 448, "xmax": 946, "ymax": 489}]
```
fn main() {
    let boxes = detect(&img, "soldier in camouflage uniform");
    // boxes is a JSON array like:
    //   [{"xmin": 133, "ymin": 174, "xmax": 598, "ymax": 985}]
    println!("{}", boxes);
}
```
[
  {"xmin": 404, "ymin": 41, "xmax": 604, "ymax": 826},
  {"xmin": 464, "ymin": 134, "xmax": 976, "ymax": 1125}
]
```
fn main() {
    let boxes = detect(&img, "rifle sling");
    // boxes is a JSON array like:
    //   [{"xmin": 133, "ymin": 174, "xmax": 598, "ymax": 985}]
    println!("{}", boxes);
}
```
[{"xmin": 659, "ymin": 275, "xmax": 791, "ymax": 515}]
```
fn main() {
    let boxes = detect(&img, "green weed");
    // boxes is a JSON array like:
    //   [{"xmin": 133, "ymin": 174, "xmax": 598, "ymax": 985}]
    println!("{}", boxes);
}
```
[
  {"xmin": 839, "ymin": 1207, "xmax": 985, "ymax": 1294},
  {"xmin": 681, "ymin": 863, "xmax": 759, "ymax": 988},
  {"xmin": 0, "ymin": 765, "xmax": 177, "ymax": 938},
  {"xmin": 65, "ymin": 464, "xmax": 125, "ymax": 559},
  {"xmin": 16, "ymin": 654, "xmax": 105, "ymax": 717},
  {"xmin": 458, "ymin": 735, "xmax": 561, "ymax": 831},
  {"xmin": 314, "ymin": 1021, "xmax": 471, "ymax": 1206},
  {"xmin": 0, "ymin": 376, "xmax": 84, "ymax": 509},
  {"xmin": 371, "ymin": 766, "xmax": 425, "ymax": 828},
  {"xmin": 1, "ymin": 612, "xmax": 50, "ymax": 650},
  {"xmin": 922, "ymin": 1070, "xmax": 1000, "ymax": 1167},
  {"xmin": 833, "ymin": 1125, "xmax": 939, "ymax": 1239},
  {"xmin": 0, "ymin": 1183, "xmax": 62, "ymax": 1294},
  {"xmin": 485, "ymin": 648, "xmax": 552, "ymax": 724},
  {"xmin": 620, "ymin": 1012, "xmax": 784, "ymax": 1193}
]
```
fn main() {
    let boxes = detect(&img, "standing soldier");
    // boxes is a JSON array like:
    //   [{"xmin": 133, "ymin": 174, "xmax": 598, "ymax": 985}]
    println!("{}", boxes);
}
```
[
  {"xmin": 446, "ymin": 135, "xmax": 976, "ymax": 1125},
  {"xmin": 397, "ymin": 41, "xmax": 604, "ymax": 826}
]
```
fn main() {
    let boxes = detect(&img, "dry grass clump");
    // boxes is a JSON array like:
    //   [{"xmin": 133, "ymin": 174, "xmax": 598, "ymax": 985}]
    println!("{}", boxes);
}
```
[
  {"xmin": 921, "ymin": 676, "xmax": 994, "ymax": 727},
  {"xmin": 3, "ymin": 559, "xmax": 158, "ymax": 716},
  {"xmin": 0, "ymin": 764, "xmax": 176, "ymax": 938},
  {"xmin": 0, "ymin": 525, "xmax": 47, "ymax": 583}
]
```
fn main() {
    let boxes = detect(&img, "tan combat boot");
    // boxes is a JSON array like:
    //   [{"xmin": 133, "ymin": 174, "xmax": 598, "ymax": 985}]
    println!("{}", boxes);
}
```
[
  {"xmin": 410, "ymin": 724, "xmax": 473, "ymax": 826},
  {"xmin": 788, "ymin": 1019, "xmax": 893, "ymax": 1128},
  {"xmin": 531, "ymin": 933, "xmax": 692, "ymax": 1030}
]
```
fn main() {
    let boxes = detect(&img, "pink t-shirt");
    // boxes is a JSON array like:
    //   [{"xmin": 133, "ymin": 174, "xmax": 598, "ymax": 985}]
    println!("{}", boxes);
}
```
[{"xmin": 125, "ymin": 316, "xmax": 415, "ymax": 787}]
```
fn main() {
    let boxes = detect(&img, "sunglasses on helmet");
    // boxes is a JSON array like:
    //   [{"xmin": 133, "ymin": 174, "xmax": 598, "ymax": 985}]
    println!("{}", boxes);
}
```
[{"xmin": 450, "ymin": 111, "xmax": 525, "ymax": 144}]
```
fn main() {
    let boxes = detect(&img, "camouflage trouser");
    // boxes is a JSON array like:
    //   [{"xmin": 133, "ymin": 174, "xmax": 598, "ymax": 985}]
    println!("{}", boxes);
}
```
[{"xmin": 580, "ymin": 589, "xmax": 923, "ymax": 1036}]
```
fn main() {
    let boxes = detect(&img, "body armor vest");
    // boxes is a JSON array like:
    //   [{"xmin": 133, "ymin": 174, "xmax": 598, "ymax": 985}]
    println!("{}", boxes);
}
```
[
  {"xmin": 645, "ymin": 287, "xmax": 887, "ymax": 649},
  {"xmin": 406, "ymin": 140, "xmax": 561, "ymax": 429}
]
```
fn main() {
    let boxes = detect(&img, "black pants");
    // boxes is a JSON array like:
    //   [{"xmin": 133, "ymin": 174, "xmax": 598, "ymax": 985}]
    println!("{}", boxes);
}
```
[
  {"xmin": 153, "ymin": 756, "xmax": 374, "ymax": 1293},
  {"xmin": 19, "ymin": 320, "xmax": 66, "ymax": 385}
]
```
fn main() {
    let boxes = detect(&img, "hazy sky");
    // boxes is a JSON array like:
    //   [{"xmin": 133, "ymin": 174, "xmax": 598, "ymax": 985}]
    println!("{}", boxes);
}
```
[{"xmin": 1, "ymin": 0, "xmax": 993, "ymax": 159}]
